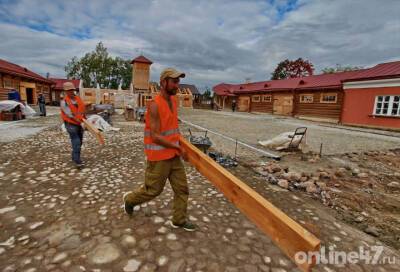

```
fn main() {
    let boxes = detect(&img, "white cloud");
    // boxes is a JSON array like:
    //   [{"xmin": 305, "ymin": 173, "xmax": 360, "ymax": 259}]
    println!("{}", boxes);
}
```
[{"xmin": 0, "ymin": 0, "xmax": 399, "ymax": 88}]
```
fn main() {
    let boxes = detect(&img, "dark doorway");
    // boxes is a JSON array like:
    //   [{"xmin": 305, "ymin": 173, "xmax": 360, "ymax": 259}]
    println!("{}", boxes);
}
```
[{"xmin": 26, "ymin": 88, "xmax": 34, "ymax": 104}]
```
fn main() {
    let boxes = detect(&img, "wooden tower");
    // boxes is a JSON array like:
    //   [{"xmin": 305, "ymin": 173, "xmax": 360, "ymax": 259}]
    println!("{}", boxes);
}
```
[{"xmin": 131, "ymin": 55, "xmax": 153, "ymax": 92}]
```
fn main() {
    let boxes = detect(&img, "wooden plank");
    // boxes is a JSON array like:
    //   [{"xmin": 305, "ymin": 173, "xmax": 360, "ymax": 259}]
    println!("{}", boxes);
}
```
[
  {"xmin": 180, "ymin": 137, "xmax": 320, "ymax": 272},
  {"xmin": 82, "ymin": 119, "xmax": 105, "ymax": 145}
]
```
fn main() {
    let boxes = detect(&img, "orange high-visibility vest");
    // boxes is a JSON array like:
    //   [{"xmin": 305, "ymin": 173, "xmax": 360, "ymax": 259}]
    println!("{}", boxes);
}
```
[
  {"xmin": 144, "ymin": 94, "xmax": 180, "ymax": 161},
  {"xmin": 61, "ymin": 95, "xmax": 86, "ymax": 125}
]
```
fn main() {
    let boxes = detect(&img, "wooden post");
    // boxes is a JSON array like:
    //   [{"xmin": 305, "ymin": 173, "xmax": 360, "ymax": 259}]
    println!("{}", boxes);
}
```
[
  {"xmin": 180, "ymin": 137, "xmax": 320, "ymax": 271},
  {"xmin": 319, "ymin": 143, "xmax": 323, "ymax": 157}
]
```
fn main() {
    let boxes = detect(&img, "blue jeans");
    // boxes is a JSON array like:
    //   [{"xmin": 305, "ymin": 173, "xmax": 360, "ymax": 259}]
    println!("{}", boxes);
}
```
[
  {"xmin": 65, "ymin": 122, "xmax": 84, "ymax": 164},
  {"xmin": 39, "ymin": 103, "xmax": 46, "ymax": 116}
]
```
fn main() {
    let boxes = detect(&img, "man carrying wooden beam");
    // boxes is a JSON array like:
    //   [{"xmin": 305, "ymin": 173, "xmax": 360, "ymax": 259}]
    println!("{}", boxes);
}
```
[
  {"xmin": 60, "ymin": 82, "xmax": 86, "ymax": 169},
  {"xmin": 123, "ymin": 68, "xmax": 196, "ymax": 232}
]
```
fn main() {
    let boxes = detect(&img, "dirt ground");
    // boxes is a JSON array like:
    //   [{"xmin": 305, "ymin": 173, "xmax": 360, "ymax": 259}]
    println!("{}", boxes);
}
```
[
  {"xmin": 0, "ymin": 110, "xmax": 399, "ymax": 271},
  {"xmin": 179, "ymin": 109, "xmax": 400, "ymax": 252},
  {"xmin": 179, "ymin": 109, "xmax": 400, "ymax": 155}
]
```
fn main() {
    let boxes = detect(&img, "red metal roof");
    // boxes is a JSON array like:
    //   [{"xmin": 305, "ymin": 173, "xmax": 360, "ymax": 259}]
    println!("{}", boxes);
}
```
[
  {"xmin": 0, "ymin": 59, "xmax": 53, "ymax": 84},
  {"xmin": 233, "ymin": 77, "xmax": 301, "ymax": 94},
  {"xmin": 292, "ymin": 70, "xmax": 361, "ymax": 90},
  {"xmin": 131, "ymin": 55, "xmax": 153, "ymax": 64},
  {"xmin": 49, "ymin": 78, "xmax": 80, "ymax": 89},
  {"xmin": 342, "ymin": 61, "xmax": 400, "ymax": 82},
  {"xmin": 212, "ymin": 83, "xmax": 237, "ymax": 96},
  {"xmin": 232, "ymin": 71, "xmax": 362, "ymax": 94}
]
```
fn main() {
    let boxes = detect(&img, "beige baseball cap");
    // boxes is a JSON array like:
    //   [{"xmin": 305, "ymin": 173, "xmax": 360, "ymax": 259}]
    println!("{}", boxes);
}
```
[
  {"xmin": 63, "ymin": 82, "xmax": 76, "ymax": 91},
  {"xmin": 160, "ymin": 68, "xmax": 185, "ymax": 82}
]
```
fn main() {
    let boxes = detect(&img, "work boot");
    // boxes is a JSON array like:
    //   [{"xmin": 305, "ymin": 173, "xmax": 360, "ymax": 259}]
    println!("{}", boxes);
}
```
[
  {"xmin": 75, "ymin": 162, "xmax": 85, "ymax": 170},
  {"xmin": 170, "ymin": 221, "xmax": 197, "ymax": 232},
  {"xmin": 123, "ymin": 192, "xmax": 134, "ymax": 216}
]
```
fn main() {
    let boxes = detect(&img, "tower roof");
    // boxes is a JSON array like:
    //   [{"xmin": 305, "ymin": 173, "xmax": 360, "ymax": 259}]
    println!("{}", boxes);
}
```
[{"xmin": 131, "ymin": 55, "xmax": 153, "ymax": 65}]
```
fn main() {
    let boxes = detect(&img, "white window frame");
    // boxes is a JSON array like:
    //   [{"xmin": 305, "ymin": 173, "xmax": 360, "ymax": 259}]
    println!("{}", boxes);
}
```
[
  {"xmin": 300, "ymin": 94, "xmax": 313, "ymax": 103},
  {"xmin": 262, "ymin": 95, "xmax": 272, "ymax": 102},
  {"xmin": 252, "ymin": 95, "xmax": 261, "ymax": 103},
  {"xmin": 373, "ymin": 95, "xmax": 400, "ymax": 117},
  {"xmin": 320, "ymin": 93, "xmax": 337, "ymax": 103}
]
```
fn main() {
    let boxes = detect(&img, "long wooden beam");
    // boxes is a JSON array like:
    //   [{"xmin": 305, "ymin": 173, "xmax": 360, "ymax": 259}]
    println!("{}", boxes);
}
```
[
  {"xmin": 83, "ymin": 119, "xmax": 105, "ymax": 145},
  {"xmin": 180, "ymin": 137, "xmax": 320, "ymax": 272}
]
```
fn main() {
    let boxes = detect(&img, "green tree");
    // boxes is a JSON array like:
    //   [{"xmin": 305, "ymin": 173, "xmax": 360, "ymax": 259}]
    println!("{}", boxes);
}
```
[
  {"xmin": 203, "ymin": 87, "xmax": 212, "ymax": 99},
  {"xmin": 65, "ymin": 42, "xmax": 132, "ymax": 89},
  {"xmin": 322, "ymin": 64, "xmax": 363, "ymax": 74},
  {"xmin": 271, "ymin": 58, "xmax": 314, "ymax": 80}
]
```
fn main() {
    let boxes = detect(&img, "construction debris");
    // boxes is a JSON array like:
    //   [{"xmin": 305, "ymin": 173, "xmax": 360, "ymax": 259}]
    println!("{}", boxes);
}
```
[
  {"xmin": 135, "ymin": 107, "xmax": 146, "ymax": 122},
  {"xmin": 188, "ymin": 129, "xmax": 212, "ymax": 153},
  {"xmin": 258, "ymin": 129, "xmax": 306, "ymax": 151},
  {"xmin": 0, "ymin": 100, "xmax": 36, "ymax": 120},
  {"xmin": 208, "ymin": 151, "xmax": 238, "ymax": 168}
]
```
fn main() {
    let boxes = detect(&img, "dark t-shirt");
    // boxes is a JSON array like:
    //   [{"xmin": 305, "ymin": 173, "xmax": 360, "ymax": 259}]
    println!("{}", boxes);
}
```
[{"xmin": 38, "ymin": 95, "xmax": 45, "ymax": 104}]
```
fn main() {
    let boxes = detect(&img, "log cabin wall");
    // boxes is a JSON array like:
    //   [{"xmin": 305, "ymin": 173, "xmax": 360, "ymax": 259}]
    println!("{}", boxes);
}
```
[
  {"xmin": 0, "ymin": 73, "xmax": 6, "ymax": 100},
  {"xmin": 225, "ymin": 96, "xmax": 234, "ymax": 110},
  {"xmin": 0, "ymin": 72, "xmax": 52, "ymax": 104},
  {"xmin": 36, "ymin": 83, "xmax": 51, "ymax": 103},
  {"xmin": 294, "ymin": 88, "xmax": 343, "ymax": 121},
  {"xmin": 249, "ymin": 93, "xmax": 273, "ymax": 113},
  {"xmin": 0, "ymin": 74, "xmax": 21, "ymax": 101}
]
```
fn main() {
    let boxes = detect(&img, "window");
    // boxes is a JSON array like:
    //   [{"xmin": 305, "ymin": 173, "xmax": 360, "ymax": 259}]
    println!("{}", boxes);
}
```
[
  {"xmin": 374, "ymin": 95, "xmax": 400, "ymax": 117},
  {"xmin": 3, "ymin": 78, "xmax": 12, "ymax": 89},
  {"xmin": 12, "ymin": 80, "xmax": 19, "ymax": 89},
  {"xmin": 262, "ymin": 95, "xmax": 272, "ymax": 102},
  {"xmin": 320, "ymin": 93, "xmax": 337, "ymax": 103},
  {"xmin": 252, "ymin": 95, "xmax": 261, "ymax": 102},
  {"xmin": 300, "ymin": 94, "xmax": 313, "ymax": 103}
]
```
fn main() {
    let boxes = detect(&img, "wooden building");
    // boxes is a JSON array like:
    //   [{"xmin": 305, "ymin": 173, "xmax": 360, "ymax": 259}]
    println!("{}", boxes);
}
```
[
  {"xmin": 213, "ymin": 60, "xmax": 400, "ymax": 130},
  {"xmin": 131, "ymin": 55, "xmax": 196, "ymax": 108},
  {"xmin": 49, "ymin": 78, "xmax": 80, "ymax": 105},
  {"xmin": 0, "ymin": 59, "xmax": 53, "ymax": 104},
  {"xmin": 181, "ymin": 83, "xmax": 200, "ymax": 105},
  {"xmin": 212, "ymin": 83, "xmax": 238, "ymax": 110},
  {"xmin": 132, "ymin": 55, "xmax": 153, "ymax": 92},
  {"xmin": 291, "ymin": 71, "xmax": 360, "ymax": 122}
]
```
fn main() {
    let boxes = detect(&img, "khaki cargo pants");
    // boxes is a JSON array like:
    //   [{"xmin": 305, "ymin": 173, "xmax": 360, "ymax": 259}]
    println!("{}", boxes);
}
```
[{"xmin": 125, "ymin": 156, "xmax": 188, "ymax": 225}]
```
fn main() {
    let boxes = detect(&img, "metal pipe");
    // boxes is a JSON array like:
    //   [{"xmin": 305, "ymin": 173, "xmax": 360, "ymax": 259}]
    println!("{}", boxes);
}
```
[{"xmin": 235, "ymin": 139, "xmax": 238, "ymax": 160}]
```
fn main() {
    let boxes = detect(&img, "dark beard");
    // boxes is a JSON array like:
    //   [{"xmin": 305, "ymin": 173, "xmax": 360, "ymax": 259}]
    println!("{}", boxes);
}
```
[{"xmin": 167, "ymin": 88, "xmax": 177, "ymax": 95}]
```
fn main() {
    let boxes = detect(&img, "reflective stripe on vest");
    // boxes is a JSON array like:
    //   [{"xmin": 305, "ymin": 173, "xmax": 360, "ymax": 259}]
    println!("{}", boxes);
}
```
[
  {"xmin": 144, "ymin": 128, "xmax": 180, "ymax": 137},
  {"xmin": 144, "ymin": 141, "xmax": 180, "ymax": 151},
  {"xmin": 61, "ymin": 95, "xmax": 85, "ymax": 125}
]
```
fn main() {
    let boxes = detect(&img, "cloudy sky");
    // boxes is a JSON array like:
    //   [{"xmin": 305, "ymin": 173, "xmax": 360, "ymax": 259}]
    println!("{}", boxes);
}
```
[{"xmin": 0, "ymin": 0, "xmax": 399, "ymax": 89}]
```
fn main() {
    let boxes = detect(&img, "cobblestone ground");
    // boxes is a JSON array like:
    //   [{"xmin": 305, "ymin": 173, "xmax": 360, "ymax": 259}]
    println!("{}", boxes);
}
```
[{"xmin": 0, "ymin": 113, "xmax": 399, "ymax": 272}]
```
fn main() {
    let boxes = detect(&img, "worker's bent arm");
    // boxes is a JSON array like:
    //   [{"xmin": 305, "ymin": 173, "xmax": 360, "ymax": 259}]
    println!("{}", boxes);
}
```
[
  {"xmin": 60, "ymin": 100, "xmax": 84, "ymax": 123},
  {"xmin": 149, "ymin": 102, "xmax": 180, "ymax": 150}
]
